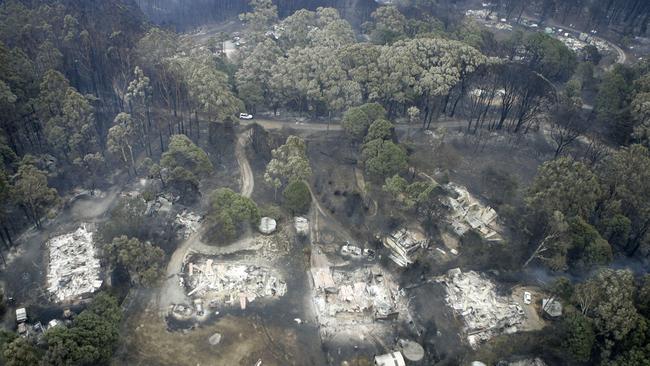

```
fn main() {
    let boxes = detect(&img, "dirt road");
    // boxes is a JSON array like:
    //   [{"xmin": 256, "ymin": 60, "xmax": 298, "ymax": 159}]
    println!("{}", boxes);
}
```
[
  {"xmin": 240, "ymin": 118, "xmax": 342, "ymax": 131},
  {"xmin": 240, "ymin": 117, "xmax": 467, "ymax": 132},
  {"xmin": 236, "ymin": 130, "xmax": 254, "ymax": 198},
  {"xmin": 158, "ymin": 130, "xmax": 257, "ymax": 312}
]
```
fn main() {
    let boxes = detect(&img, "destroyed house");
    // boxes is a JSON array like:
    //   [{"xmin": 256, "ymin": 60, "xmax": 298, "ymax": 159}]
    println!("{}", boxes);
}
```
[
  {"xmin": 438, "ymin": 268, "xmax": 525, "ymax": 349},
  {"xmin": 382, "ymin": 228, "xmax": 428, "ymax": 267},
  {"xmin": 445, "ymin": 183, "xmax": 501, "ymax": 241},
  {"xmin": 46, "ymin": 225, "xmax": 103, "ymax": 303},
  {"xmin": 184, "ymin": 259, "xmax": 287, "ymax": 308}
]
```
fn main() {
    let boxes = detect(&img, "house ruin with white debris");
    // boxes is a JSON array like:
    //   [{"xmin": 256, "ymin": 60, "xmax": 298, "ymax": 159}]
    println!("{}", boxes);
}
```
[
  {"xmin": 183, "ymin": 257, "xmax": 287, "ymax": 310},
  {"xmin": 382, "ymin": 228, "xmax": 429, "ymax": 267},
  {"xmin": 444, "ymin": 183, "xmax": 502, "ymax": 241},
  {"xmin": 46, "ymin": 225, "xmax": 103, "ymax": 303},
  {"xmin": 310, "ymin": 249, "xmax": 410, "ymax": 342},
  {"xmin": 437, "ymin": 268, "xmax": 525, "ymax": 349}
]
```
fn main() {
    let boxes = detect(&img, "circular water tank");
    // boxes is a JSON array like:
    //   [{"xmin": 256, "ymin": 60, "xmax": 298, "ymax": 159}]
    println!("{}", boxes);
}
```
[
  {"xmin": 401, "ymin": 340, "xmax": 425, "ymax": 362},
  {"xmin": 258, "ymin": 217, "xmax": 277, "ymax": 234}
]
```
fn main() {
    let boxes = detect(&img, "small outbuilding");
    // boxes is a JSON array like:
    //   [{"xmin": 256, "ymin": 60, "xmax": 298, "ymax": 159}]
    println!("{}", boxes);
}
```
[
  {"xmin": 16, "ymin": 308, "xmax": 27, "ymax": 323},
  {"xmin": 542, "ymin": 298, "xmax": 563, "ymax": 319},
  {"xmin": 294, "ymin": 217, "xmax": 309, "ymax": 236},
  {"xmin": 375, "ymin": 352, "xmax": 406, "ymax": 366}
]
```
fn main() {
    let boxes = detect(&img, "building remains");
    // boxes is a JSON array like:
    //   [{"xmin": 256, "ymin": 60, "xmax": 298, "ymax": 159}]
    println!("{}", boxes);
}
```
[
  {"xmin": 46, "ymin": 225, "xmax": 102, "ymax": 303},
  {"xmin": 541, "ymin": 298, "xmax": 563, "ymax": 319},
  {"xmin": 294, "ymin": 216, "xmax": 309, "ymax": 236},
  {"xmin": 175, "ymin": 210, "xmax": 201, "ymax": 239},
  {"xmin": 310, "ymin": 258, "xmax": 409, "ymax": 341},
  {"xmin": 183, "ymin": 258, "xmax": 286, "ymax": 309},
  {"xmin": 382, "ymin": 228, "xmax": 429, "ymax": 267},
  {"xmin": 444, "ymin": 183, "xmax": 501, "ymax": 241},
  {"xmin": 16, "ymin": 308, "xmax": 26, "ymax": 323},
  {"xmin": 437, "ymin": 268, "xmax": 525, "ymax": 349}
]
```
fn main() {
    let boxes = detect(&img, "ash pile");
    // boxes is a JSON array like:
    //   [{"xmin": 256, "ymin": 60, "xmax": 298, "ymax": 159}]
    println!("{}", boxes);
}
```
[
  {"xmin": 311, "ymin": 263, "xmax": 408, "ymax": 340},
  {"xmin": 437, "ymin": 268, "xmax": 525, "ymax": 349},
  {"xmin": 183, "ymin": 258, "xmax": 286, "ymax": 308},
  {"xmin": 175, "ymin": 210, "xmax": 201, "ymax": 239},
  {"xmin": 46, "ymin": 225, "xmax": 102, "ymax": 302}
]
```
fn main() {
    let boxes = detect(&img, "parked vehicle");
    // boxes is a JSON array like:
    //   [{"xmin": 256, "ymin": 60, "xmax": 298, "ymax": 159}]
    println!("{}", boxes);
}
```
[{"xmin": 239, "ymin": 113, "xmax": 253, "ymax": 120}]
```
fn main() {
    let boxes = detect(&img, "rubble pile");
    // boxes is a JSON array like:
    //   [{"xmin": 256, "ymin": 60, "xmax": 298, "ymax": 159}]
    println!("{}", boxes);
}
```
[
  {"xmin": 445, "ymin": 183, "xmax": 501, "ymax": 241},
  {"xmin": 465, "ymin": 9, "xmax": 495, "ymax": 21},
  {"xmin": 184, "ymin": 258, "xmax": 286, "ymax": 308},
  {"xmin": 557, "ymin": 35, "xmax": 589, "ymax": 52},
  {"xmin": 46, "ymin": 225, "xmax": 102, "ymax": 302},
  {"xmin": 437, "ymin": 268, "xmax": 525, "ymax": 349},
  {"xmin": 508, "ymin": 358, "xmax": 547, "ymax": 366},
  {"xmin": 311, "ymin": 264, "xmax": 408, "ymax": 339},
  {"xmin": 145, "ymin": 194, "xmax": 172, "ymax": 215},
  {"xmin": 382, "ymin": 229, "xmax": 428, "ymax": 267},
  {"xmin": 175, "ymin": 211, "xmax": 201, "ymax": 239}
]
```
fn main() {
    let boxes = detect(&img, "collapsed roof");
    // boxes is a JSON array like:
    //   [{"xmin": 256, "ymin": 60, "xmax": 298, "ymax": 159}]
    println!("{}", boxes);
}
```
[
  {"xmin": 382, "ymin": 228, "xmax": 428, "ymax": 267},
  {"xmin": 445, "ymin": 183, "xmax": 501, "ymax": 241}
]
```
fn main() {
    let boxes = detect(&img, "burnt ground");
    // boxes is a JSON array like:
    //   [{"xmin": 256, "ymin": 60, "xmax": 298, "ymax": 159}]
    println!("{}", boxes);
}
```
[
  {"xmin": 307, "ymin": 132, "xmax": 375, "ymax": 242},
  {"xmin": 0, "ymin": 183, "xmax": 126, "ymax": 330},
  {"xmin": 0, "ymin": 114, "xmax": 567, "ymax": 366}
]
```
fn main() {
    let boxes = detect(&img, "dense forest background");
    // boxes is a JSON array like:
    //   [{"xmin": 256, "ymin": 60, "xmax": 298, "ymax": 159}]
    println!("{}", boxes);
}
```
[
  {"xmin": 136, "ymin": 0, "xmax": 379, "ymax": 29},
  {"xmin": 136, "ymin": 0, "xmax": 650, "ymax": 36}
]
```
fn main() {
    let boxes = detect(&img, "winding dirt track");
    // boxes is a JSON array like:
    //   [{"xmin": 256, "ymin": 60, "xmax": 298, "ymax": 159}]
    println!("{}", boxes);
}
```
[
  {"xmin": 235, "ymin": 130, "xmax": 254, "ymax": 198},
  {"xmin": 158, "ymin": 130, "xmax": 255, "ymax": 312}
]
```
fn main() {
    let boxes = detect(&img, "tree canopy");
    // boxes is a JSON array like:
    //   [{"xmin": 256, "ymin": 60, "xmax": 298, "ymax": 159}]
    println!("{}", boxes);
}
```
[
  {"xmin": 205, "ymin": 188, "xmax": 260, "ymax": 243},
  {"xmin": 106, "ymin": 235, "xmax": 165, "ymax": 287}
]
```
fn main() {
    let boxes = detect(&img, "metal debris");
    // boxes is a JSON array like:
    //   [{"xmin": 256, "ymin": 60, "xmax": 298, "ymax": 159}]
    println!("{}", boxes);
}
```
[
  {"xmin": 508, "ymin": 358, "xmax": 548, "ymax": 366},
  {"xmin": 184, "ymin": 259, "xmax": 287, "ymax": 308},
  {"xmin": 311, "ymin": 260, "xmax": 408, "ymax": 340},
  {"xmin": 445, "ymin": 183, "xmax": 501, "ymax": 241},
  {"xmin": 46, "ymin": 225, "xmax": 102, "ymax": 302},
  {"xmin": 294, "ymin": 217, "xmax": 309, "ymax": 236},
  {"xmin": 541, "ymin": 298, "xmax": 562, "ymax": 318},
  {"xmin": 374, "ymin": 352, "xmax": 406, "ymax": 366},
  {"xmin": 175, "ymin": 210, "xmax": 201, "ymax": 239},
  {"xmin": 382, "ymin": 228, "xmax": 428, "ymax": 267},
  {"xmin": 16, "ymin": 308, "xmax": 26, "ymax": 323},
  {"xmin": 437, "ymin": 268, "xmax": 525, "ymax": 349}
]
